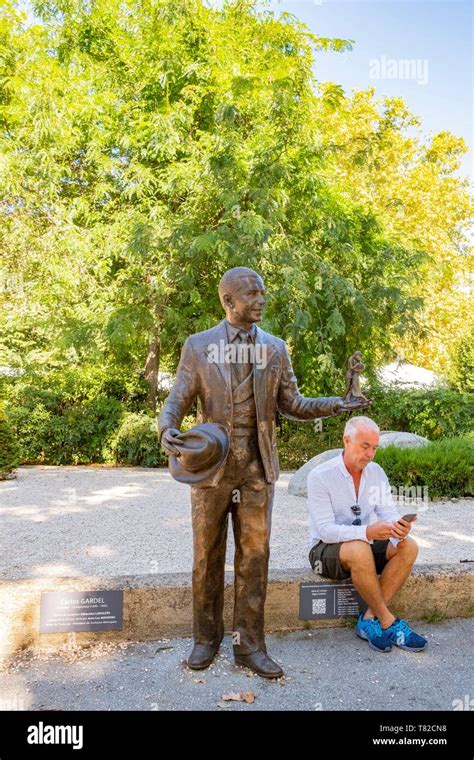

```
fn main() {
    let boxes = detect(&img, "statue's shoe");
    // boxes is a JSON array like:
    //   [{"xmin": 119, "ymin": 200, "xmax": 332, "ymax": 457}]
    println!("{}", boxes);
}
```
[
  {"xmin": 235, "ymin": 650, "xmax": 284, "ymax": 679},
  {"xmin": 187, "ymin": 643, "xmax": 219, "ymax": 670}
]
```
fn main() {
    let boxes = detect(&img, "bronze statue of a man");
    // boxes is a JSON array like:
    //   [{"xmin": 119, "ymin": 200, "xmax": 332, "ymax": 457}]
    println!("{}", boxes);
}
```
[{"xmin": 158, "ymin": 267, "xmax": 347, "ymax": 678}]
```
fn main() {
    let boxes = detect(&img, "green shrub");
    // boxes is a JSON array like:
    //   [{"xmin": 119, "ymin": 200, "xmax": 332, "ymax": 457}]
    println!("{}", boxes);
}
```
[
  {"xmin": 108, "ymin": 412, "xmax": 199, "ymax": 467},
  {"xmin": 277, "ymin": 417, "xmax": 346, "ymax": 470},
  {"xmin": 0, "ymin": 401, "xmax": 21, "ymax": 478},
  {"xmin": 109, "ymin": 412, "xmax": 165, "ymax": 467},
  {"xmin": 368, "ymin": 385, "xmax": 473, "ymax": 440},
  {"xmin": 4, "ymin": 366, "xmax": 126, "ymax": 464},
  {"xmin": 374, "ymin": 436, "xmax": 474, "ymax": 499}
]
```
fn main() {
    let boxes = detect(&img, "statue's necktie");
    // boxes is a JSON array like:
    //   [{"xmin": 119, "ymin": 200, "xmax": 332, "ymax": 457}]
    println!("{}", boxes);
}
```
[{"xmin": 231, "ymin": 330, "xmax": 254, "ymax": 390}]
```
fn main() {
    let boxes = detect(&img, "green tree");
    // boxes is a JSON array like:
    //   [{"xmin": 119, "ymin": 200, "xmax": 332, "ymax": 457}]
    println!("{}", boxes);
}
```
[
  {"xmin": 1, "ymin": 0, "xmax": 471, "ymax": 413},
  {"xmin": 0, "ymin": 400, "xmax": 20, "ymax": 477}
]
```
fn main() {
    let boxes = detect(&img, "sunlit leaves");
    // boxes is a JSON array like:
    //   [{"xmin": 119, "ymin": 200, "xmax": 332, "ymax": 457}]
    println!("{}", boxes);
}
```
[{"xmin": 0, "ymin": 0, "xmax": 470, "ymax": 403}]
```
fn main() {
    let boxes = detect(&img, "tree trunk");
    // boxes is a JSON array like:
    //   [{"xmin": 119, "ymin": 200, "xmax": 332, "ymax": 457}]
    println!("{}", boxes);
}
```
[{"xmin": 144, "ymin": 336, "xmax": 160, "ymax": 412}]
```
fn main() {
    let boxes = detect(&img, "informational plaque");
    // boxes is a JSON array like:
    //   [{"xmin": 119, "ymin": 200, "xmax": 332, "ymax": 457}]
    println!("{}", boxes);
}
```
[
  {"xmin": 299, "ymin": 582, "xmax": 366, "ymax": 620},
  {"xmin": 40, "ymin": 590, "xmax": 123, "ymax": 633}
]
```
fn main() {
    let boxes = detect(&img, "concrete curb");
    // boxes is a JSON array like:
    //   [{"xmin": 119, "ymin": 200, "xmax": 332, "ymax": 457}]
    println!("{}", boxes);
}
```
[{"xmin": 1, "ymin": 564, "xmax": 472, "ymax": 661}]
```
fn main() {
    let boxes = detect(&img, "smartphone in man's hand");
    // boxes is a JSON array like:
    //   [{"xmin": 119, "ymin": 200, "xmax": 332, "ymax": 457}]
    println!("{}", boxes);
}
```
[{"xmin": 389, "ymin": 513, "xmax": 417, "ymax": 545}]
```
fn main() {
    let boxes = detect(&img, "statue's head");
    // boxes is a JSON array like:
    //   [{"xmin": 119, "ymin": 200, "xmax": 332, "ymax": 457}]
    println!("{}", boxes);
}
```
[{"xmin": 218, "ymin": 267, "xmax": 265, "ymax": 325}]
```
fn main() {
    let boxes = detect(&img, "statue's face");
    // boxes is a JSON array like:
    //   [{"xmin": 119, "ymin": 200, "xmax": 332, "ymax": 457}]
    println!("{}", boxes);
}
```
[{"xmin": 224, "ymin": 275, "xmax": 266, "ymax": 324}]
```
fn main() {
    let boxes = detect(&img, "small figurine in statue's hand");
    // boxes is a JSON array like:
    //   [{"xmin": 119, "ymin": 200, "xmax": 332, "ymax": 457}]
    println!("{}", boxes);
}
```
[{"xmin": 341, "ymin": 350, "xmax": 372, "ymax": 410}]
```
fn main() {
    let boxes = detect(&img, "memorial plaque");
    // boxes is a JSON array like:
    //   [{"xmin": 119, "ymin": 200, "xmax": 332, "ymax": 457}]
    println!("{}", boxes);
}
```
[
  {"xmin": 40, "ymin": 590, "xmax": 123, "ymax": 633},
  {"xmin": 299, "ymin": 582, "xmax": 366, "ymax": 620}
]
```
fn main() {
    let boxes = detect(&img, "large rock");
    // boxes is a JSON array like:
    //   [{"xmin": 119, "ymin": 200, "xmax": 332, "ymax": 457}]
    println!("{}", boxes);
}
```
[
  {"xmin": 287, "ymin": 448, "xmax": 342, "ymax": 497},
  {"xmin": 378, "ymin": 431, "xmax": 430, "ymax": 449},
  {"xmin": 287, "ymin": 431, "xmax": 430, "ymax": 498}
]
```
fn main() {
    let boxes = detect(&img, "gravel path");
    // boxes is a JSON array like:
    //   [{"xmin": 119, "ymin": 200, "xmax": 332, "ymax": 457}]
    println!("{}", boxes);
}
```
[{"xmin": 0, "ymin": 466, "xmax": 472, "ymax": 579}]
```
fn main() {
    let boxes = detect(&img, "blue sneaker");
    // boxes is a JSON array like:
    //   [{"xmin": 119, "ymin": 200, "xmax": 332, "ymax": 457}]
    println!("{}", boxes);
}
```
[
  {"xmin": 355, "ymin": 615, "xmax": 392, "ymax": 653},
  {"xmin": 382, "ymin": 618, "xmax": 428, "ymax": 652}
]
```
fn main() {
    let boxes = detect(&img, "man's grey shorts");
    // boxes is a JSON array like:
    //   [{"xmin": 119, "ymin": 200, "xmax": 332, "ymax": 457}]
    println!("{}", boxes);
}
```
[{"xmin": 309, "ymin": 539, "xmax": 391, "ymax": 581}]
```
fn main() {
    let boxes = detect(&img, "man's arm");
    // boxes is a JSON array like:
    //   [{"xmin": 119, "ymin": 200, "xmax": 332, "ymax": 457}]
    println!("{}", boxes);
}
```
[
  {"xmin": 157, "ymin": 337, "xmax": 199, "ymax": 441},
  {"xmin": 308, "ymin": 471, "xmax": 370, "ymax": 544},
  {"xmin": 373, "ymin": 467, "xmax": 401, "ymax": 524},
  {"xmin": 371, "ymin": 466, "xmax": 415, "ymax": 544},
  {"xmin": 277, "ymin": 343, "xmax": 342, "ymax": 420}
]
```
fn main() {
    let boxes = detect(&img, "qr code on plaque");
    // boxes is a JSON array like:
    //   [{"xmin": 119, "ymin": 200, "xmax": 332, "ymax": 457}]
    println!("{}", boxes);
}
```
[{"xmin": 312, "ymin": 598, "xmax": 326, "ymax": 615}]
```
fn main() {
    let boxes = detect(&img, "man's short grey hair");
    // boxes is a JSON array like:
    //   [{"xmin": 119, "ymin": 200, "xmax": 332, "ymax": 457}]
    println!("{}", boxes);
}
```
[{"xmin": 344, "ymin": 416, "xmax": 380, "ymax": 441}]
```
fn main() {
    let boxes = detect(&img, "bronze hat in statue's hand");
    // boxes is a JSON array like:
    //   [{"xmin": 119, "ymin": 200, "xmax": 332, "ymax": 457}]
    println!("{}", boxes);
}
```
[{"xmin": 168, "ymin": 423, "xmax": 230, "ymax": 485}]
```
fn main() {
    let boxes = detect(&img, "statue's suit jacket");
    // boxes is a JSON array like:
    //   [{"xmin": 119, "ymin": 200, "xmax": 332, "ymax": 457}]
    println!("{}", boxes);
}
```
[{"xmin": 158, "ymin": 319, "xmax": 341, "ymax": 487}]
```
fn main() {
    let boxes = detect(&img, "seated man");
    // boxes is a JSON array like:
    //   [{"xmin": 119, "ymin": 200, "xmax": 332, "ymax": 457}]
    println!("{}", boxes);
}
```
[{"xmin": 307, "ymin": 416, "xmax": 427, "ymax": 653}]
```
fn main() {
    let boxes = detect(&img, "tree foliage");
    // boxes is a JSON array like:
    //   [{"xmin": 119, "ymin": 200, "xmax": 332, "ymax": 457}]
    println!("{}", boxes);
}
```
[{"xmin": 0, "ymin": 0, "xmax": 471, "ymax": 408}]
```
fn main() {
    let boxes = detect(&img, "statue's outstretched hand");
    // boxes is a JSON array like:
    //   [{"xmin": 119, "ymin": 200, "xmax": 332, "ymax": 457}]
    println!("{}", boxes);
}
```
[
  {"xmin": 340, "ymin": 397, "xmax": 373, "ymax": 412},
  {"xmin": 331, "ymin": 398, "xmax": 346, "ymax": 414},
  {"xmin": 329, "ymin": 397, "xmax": 373, "ymax": 416},
  {"xmin": 160, "ymin": 427, "xmax": 182, "ymax": 455}
]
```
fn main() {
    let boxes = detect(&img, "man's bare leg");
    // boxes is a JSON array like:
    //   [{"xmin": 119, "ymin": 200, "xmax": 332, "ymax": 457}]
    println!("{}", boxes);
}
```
[
  {"xmin": 362, "ymin": 538, "xmax": 418, "ymax": 626},
  {"xmin": 339, "ymin": 540, "xmax": 393, "ymax": 628}
]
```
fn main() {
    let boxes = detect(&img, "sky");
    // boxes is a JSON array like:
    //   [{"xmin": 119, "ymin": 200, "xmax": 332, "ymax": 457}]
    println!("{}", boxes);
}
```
[
  {"xmin": 228, "ymin": 0, "xmax": 473, "ymax": 179},
  {"xmin": 19, "ymin": 0, "xmax": 473, "ymax": 178}
]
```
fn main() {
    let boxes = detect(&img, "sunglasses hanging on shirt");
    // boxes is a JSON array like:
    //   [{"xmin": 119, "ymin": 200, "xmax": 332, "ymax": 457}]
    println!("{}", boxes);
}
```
[{"xmin": 351, "ymin": 505, "xmax": 361, "ymax": 526}]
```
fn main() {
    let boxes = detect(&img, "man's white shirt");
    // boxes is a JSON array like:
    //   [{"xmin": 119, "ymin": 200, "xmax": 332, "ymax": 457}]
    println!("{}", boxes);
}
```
[{"xmin": 307, "ymin": 452, "xmax": 401, "ymax": 549}]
